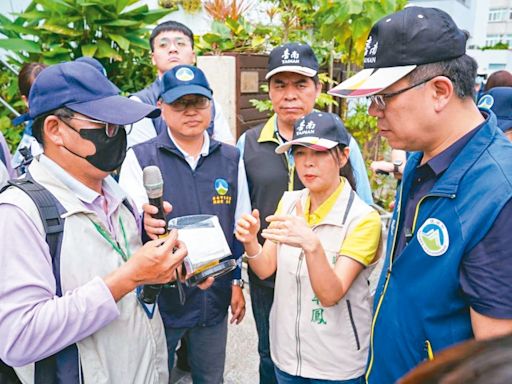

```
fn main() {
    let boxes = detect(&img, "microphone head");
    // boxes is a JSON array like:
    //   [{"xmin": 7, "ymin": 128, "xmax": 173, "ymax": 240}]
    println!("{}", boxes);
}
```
[{"xmin": 143, "ymin": 166, "xmax": 164, "ymax": 199}]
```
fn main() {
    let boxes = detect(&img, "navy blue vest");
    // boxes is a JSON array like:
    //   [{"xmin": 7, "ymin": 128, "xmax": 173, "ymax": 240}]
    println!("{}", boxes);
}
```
[
  {"xmin": 132, "ymin": 130, "xmax": 239, "ymax": 328},
  {"xmin": 367, "ymin": 113, "xmax": 512, "ymax": 383},
  {"xmin": 133, "ymin": 79, "xmax": 215, "ymax": 137}
]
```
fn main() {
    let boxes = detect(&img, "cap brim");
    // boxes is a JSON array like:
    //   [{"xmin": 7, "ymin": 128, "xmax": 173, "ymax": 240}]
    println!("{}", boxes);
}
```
[
  {"xmin": 275, "ymin": 137, "xmax": 338, "ymax": 154},
  {"xmin": 328, "ymin": 65, "xmax": 417, "ymax": 98},
  {"xmin": 161, "ymin": 85, "xmax": 213, "ymax": 104},
  {"xmin": 67, "ymin": 95, "xmax": 160, "ymax": 125},
  {"xmin": 12, "ymin": 112, "xmax": 31, "ymax": 126},
  {"xmin": 266, "ymin": 66, "xmax": 317, "ymax": 80}
]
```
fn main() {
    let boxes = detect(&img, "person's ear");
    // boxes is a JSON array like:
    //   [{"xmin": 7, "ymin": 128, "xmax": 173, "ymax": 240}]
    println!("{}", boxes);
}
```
[
  {"xmin": 431, "ymin": 76, "xmax": 453, "ymax": 112},
  {"xmin": 21, "ymin": 95, "xmax": 29, "ymax": 108},
  {"xmin": 336, "ymin": 146, "xmax": 350, "ymax": 167},
  {"xmin": 315, "ymin": 81, "xmax": 322, "ymax": 98},
  {"xmin": 43, "ymin": 115, "xmax": 65, "ymax": 146}
]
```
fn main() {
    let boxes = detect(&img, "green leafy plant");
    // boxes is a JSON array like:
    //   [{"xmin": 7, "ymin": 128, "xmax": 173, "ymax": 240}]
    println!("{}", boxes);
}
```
[
  {"xmin": 159, "ymin": 0, "xmax": 201, "ymax": 13},
  {"xmin": 195, "ymin": 16, "xmax": 269, "ymax": 55},
  {"xmin": 0, "ymin": 0, "xmax": 175, "ymax": 148}
]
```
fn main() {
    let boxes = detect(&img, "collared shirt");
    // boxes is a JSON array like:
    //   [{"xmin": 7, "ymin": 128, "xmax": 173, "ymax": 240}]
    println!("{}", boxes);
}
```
[
  {"xmin": 39, "ymin": 155, "xmax": 140, "ymax": 234},
  {"xmin": 0, "ymin": 156, "xmax": 124, "ymax": 365},
  {"xmin": 276, "ymin": 178, "xmax": 381, "ymax": 267},
  {"xmin": 168, "ymin": 130, "xmax": 210, "ymax": 171},
  {"xmin": 394, "ymin": 125, "xmax": 480, "ymax": 256},
  {"xmin": 395, "ymin": 121, "xmax": 512, "ymax": 318}
]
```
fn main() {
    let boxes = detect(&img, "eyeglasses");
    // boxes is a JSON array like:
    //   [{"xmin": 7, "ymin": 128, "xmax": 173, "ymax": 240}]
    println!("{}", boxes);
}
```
[
  {"xmin": 169, "ymin": 96, "xmax": 211, "ymax": 112},
  {"xmin": 367, "ymin": 75, "xmax": 446, "ymax": 111},
  {"xmin": 61, "ymin": 116, "xmax": 132, "ymax": 137},
  {"xmin": 156, "ymin": 37, "xmax": 191, "ymax": 50}
]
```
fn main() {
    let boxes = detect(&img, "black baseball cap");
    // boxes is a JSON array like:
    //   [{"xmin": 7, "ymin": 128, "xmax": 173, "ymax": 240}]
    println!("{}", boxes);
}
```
[
  {"xmin": 275, "ymin": 112, "xmax": 350, "ymax": 154},
  {"xmin": 266, "ymin": 43, "xmax": 319, "ymax": 80},
  {"xmin": 329, "ymin": 6, "xmax": 468, "ymax": 98}
]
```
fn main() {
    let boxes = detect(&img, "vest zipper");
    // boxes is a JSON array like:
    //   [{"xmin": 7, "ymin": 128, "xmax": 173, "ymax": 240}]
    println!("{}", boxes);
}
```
[
  {"xmin": 346, "ymin": 300, "xmax": 361, "ymax": 350},
  {"xmin": 365, "ymin": 190, "xmax": 455, "ymax": 382},
  {"xmin": 365, "ymin": 181, "xmax": 404, "ymax": 382},
  {"xmin": 410, "ymin": 192, "xmax": 456, "ymax": 236},
  {"xmin": 294, "ymin": 252, "xmax": 304, "ymax": 376},
  {"xmin": 425, "ymin": 340, "xmax": 435, "ymax": 361}
]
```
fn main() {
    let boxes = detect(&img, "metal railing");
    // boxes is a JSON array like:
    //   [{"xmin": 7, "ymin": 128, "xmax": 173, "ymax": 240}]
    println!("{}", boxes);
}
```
[{"xmin": 0, "ymin": 57, "xmax": 21, "ymax": 117}]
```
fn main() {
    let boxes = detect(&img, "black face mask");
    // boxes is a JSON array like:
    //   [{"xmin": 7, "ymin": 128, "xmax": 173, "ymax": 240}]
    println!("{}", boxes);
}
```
[{"xmin": 63, "ymin": 124, "xmax": 127, "ymax": 172}]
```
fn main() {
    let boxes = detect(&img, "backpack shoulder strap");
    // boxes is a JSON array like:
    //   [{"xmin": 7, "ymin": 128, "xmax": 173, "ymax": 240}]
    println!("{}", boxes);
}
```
[
  {"xmin": 2, "ymin": 174, "xmax": 80, "ymax": 384},
  {"xmin": 6, "ymin": 174, "xmax": 66, "ymax": 295}
]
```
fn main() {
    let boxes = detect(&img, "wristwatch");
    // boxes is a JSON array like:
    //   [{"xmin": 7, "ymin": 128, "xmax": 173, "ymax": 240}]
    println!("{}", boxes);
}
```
[
  {"xmin": 232, "ymin": 279, "xmax": 245, "ymax": 289},
  {"xmin": 393, "ymin": 160, "xmax": 403, "ymax": 173}
]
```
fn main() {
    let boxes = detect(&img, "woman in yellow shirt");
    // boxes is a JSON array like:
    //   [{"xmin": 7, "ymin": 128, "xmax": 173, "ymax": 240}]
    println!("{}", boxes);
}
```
[{"xmin": 236, "ymin": 112, "xmax": 381, "ymax": 384}]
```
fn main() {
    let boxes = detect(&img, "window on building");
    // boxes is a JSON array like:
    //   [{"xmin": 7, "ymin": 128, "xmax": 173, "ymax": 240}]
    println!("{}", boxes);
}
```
[
  {"xmin": 486, "ymin": 34, "xmax": 501, "ymax": 46},
  {"xmin": 489, "ymin": 8, "xmax": 507, "ymax": 22},
  {"xmin": 489, "ymin": 63, "xmax": 507, "ymax": 71}
]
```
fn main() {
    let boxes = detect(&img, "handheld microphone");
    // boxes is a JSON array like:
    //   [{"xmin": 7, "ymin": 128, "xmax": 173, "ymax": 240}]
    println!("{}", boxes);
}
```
[{"xmin": 139, "ymin": 165, "xmax": 167, "ymax": 304}]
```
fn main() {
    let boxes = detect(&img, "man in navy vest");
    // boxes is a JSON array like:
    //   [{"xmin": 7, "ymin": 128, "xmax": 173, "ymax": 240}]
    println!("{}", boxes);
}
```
[
  {"xmin": 119, "ymin": 65, "xmax": 250, "ymax": 383},
  {"xmin": 330, "ymin": 7, "xmax": 512, "ymax": 383},
  {"xmin": 128, "ymin": 20, "xmax": 234, "ymax": 147}
]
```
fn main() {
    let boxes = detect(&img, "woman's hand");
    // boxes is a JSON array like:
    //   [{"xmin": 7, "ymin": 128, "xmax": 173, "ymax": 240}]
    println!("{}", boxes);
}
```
[
  {"xmin": 235, "ymin": 209, "xmax": 260, "ymax": 244},
  {"xmin": 262, "ymin": 200, "xmax": 318, "ymax": 253}
]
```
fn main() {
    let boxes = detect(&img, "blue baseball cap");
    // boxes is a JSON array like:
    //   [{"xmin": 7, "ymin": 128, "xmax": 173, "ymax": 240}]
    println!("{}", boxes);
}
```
[
  {"xmin": 28, "ymin": 61, "xmax": 160, "ymax": 124},
  {"xmin": 160, "ymin": 65, "xmax": 213, "ymax": 104},
  {"xmin": 478, "ymin": 87, "xmax": 512, "ymax": 132},
  {"xmin": 75, "ymin": 56, "xmax": 108, "ymax": 77}
]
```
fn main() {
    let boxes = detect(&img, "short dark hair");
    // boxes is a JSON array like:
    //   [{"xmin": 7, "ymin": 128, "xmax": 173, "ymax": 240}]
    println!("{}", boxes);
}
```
[
  {"xmin": 32, "ymin": 107, "xmax": 74, "ymax": 146},
  {"xmin": 149, "ymin": 20, "xmax": 194, "ymax": 51},
  {"xmin": 484, "ymin": 70, "xmax": 512, "ymax": 91},
  {"xmin": 407, "ymin": 54, "xmax": 478, "ymax": 100},
  {"xmin": 18, "ymin": 62, "xmax": 47, "ymax": 98}
]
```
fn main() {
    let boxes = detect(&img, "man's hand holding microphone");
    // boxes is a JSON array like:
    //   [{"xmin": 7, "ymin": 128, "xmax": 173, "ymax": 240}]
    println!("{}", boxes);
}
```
[{"xmin": 142, "ymin": 166, "xmax": 214, "ymax": 291}]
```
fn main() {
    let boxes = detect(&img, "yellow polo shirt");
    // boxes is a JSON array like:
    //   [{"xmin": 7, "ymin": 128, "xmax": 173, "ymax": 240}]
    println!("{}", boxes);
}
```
[{"xmin": 276, "ymin": 180, "xmax": 381, "ymax": 266}]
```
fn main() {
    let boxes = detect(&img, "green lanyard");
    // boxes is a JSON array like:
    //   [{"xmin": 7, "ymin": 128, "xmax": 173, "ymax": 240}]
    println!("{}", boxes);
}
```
[{"xmin": 91, "ymin": 217, "xmax": 131, "ymax": 261}]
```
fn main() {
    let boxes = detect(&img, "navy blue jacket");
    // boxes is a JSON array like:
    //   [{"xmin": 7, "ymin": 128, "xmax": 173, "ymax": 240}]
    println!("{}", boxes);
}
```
[
  {"xmin": 132, "ymin": 130, "xmax": 240, "ymax": 328},
  {"xmin": 367, "ymin": 112, "xmax": 512, "ymax": 383}
]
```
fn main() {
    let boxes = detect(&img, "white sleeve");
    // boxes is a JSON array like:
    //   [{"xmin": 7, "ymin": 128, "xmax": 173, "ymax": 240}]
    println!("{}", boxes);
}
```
[
  {"xmin": 126, "ymin": 96, "xmax": 158, "ymax": 148},
  {"xmin": 118, "ymin": 149, "xmax": 148, "ymax": 214},
  {"xmin": 234, "ymin": 154, "xmax": 252, "ymax": 231},
  {"xmin": 212, "ymin": 99, "xmax": 235, "ymax": 145}
]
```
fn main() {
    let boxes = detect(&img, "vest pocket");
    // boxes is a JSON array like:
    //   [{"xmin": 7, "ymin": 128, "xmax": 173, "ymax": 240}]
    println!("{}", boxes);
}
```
[{"xmin": 346, "ymin": 300, "xmax": 361, "ymax": 350}]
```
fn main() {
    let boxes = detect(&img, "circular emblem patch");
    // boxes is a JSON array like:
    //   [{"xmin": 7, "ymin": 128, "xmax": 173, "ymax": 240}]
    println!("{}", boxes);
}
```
[
  {"xmin": 176, "ymin": 67, "xmax": 195, "ymax": 81},
  {"xmin": 477, "ymin": 94, "xmax": 494, "ymax": 110},
  {"xmin": 214, "ymin": 178, "xmax": 229, "ymax": 196},
  {"xmin": 417, "ymin": 218, "xmax": 449, "ymax": 256}
]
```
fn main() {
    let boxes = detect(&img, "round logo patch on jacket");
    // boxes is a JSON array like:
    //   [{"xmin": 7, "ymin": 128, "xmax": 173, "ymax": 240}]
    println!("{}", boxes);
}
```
[
  {"xmin": 212, "ymin": 178, "xmax": 232, "ymax": 205},
  {"xmin": 417, "ymin": 218, "xmax": 449, "ymax": 256}
]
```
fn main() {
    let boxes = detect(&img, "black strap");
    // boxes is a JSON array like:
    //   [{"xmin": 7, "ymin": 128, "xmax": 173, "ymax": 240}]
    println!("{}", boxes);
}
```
[
  {"xmin": 0, "ymin": 143, "xmax": 6, "ymax": 167},
  {"xmin": 2, "ymin": 174, "xmax": 80, "ymax": 384},
  {"xmin": 342, "ymin": 189, "xmax": 356, "ymax": 226}
]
